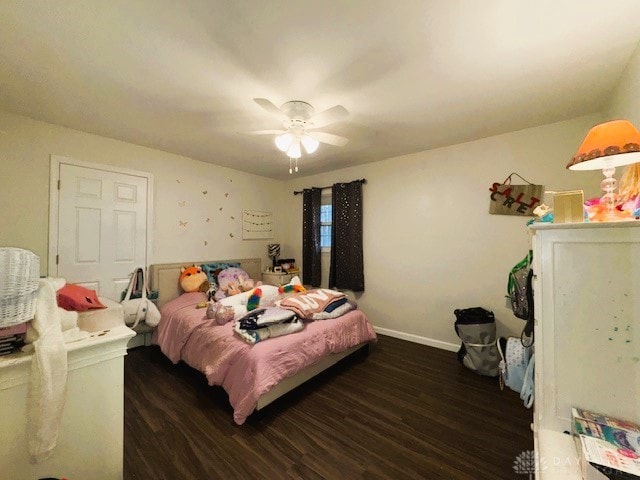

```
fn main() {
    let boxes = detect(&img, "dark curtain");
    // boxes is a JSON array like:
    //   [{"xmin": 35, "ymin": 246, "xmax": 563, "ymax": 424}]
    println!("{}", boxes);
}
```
[
  {"xmin": 302, "ymin": 188, "xmax": 322, "ymax": 287},
  {"xmin": 329, "ymin": 180, "xmax": 364, "ymax": 291}
]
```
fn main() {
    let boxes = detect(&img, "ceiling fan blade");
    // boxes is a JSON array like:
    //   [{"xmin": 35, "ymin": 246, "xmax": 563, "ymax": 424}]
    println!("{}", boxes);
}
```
[
  {"xmin": 246, "ymin": 129, "xmax": 287, "ymax": 135},
  {"xmin": 308, "ymin": 131, "xmax": 349, "ymax": 147},
  {"xmin": 253, "ymin": 98, "xmax": 286, "ymax": 120},
  {"xmin": 310, "ymin": 105, "xmax": 349, "ymax": 128}
]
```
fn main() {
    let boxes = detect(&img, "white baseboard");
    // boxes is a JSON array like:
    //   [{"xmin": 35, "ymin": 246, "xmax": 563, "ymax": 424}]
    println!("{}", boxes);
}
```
[{"xmin": 373, "ymin": 326, "xmax": 459, "ymax": 352}]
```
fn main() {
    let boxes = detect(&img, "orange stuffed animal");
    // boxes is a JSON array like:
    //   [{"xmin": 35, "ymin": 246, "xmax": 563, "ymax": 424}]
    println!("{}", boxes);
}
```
[{"xmin": 179, "ymin": 265, "xmax": 210, "ymax": 293}]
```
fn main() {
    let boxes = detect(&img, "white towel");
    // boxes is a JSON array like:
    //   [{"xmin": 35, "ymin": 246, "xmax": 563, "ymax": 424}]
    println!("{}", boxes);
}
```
[
  {"xmin": 25, "ymin": 308, "xmax": 80, "ymax": 344},
  {"xmin": 27, "ymin": 279, "xmax": 68, "ymax": 463},
  {"xmin": 47, "ymin": 276, "xmax": 66, "ymax": 292},
  {"xmin": 59, "ymin": 308, "xmax": 78, "ymax": 331}
]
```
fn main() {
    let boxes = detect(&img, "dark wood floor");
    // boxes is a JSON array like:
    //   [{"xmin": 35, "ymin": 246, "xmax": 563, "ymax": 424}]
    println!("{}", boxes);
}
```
[{"xmin": 124, "ymin": 335, "xmax": 532, "ymax": 480}]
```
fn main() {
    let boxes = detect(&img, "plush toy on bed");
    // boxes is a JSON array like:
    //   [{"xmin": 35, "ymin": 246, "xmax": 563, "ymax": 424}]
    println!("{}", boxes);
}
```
[
  {"xmin": 206, "ymin": 276, "xmax": 304, "ymax": 325},
  {"xmin": 179, "ymin": 265, "xmax": 211, "ymax": 293},
  {"xmin": 240, "ymin": 277, "xmax": 261, "ymax": 292},
  {"xmin": 206, "ymin": 302, "xmax": 236, "ymax": 325},
  {"xmin": 215, "ymin": 267, "xmax": 262, "ymax": 300},
  {"xmin": 219, "ymin": 277, "xmax": 261, "ymax": 299},
  {"xmin": 222, "ymin": 281, "xmax": 243, "ymax": 297}
]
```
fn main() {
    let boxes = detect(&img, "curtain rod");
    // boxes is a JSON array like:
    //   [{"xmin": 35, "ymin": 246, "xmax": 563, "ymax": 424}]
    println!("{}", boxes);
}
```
[{"xmin": 293, "ymin": 179, "xmax": 367, "ymax": 195}]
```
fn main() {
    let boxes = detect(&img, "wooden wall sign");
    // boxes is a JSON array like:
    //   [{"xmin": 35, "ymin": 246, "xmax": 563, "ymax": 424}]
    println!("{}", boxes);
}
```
[{"xmin": 489, "ymin": 173, "xmax": 543, "ymax": 216}]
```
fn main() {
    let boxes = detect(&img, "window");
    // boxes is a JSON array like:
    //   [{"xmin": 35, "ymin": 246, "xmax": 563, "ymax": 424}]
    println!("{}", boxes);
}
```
[{"xmin": 320, "ymin": 194, "xmax": 332, "ymax": 249}]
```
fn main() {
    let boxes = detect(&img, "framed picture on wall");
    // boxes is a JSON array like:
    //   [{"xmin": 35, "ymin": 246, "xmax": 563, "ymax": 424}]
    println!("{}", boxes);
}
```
[{"xmin": 242, "ymin": 210, "xmax": 273, "ymax": 239}]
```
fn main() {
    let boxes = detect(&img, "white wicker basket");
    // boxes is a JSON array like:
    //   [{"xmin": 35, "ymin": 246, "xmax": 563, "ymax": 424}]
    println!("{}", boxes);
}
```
[{"xmin": 0, "ymin": 248, "xmax": 40, "ymax": 327}]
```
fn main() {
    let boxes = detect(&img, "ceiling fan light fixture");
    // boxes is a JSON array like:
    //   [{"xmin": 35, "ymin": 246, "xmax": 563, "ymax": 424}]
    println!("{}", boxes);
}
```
[
  {"xmin": 301, "ymin": 134, "xmax": 319, "ymax": 154},
  {"xmin": 275, "ymin": 132, "xmax": 293, "ymax": 152},
  {"xmin": 252, "ymin": 98, "xmax": 350, "ymax": 173},
  {"xmin": 287, "ymin": 139, "xmax": 302, "ymax": 158}
]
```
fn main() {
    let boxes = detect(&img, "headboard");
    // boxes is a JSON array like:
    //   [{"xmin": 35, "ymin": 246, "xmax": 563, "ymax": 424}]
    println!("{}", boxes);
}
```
[{"xmin": 149, "ymin": 258, "xmax": 262, "ymax": 309}]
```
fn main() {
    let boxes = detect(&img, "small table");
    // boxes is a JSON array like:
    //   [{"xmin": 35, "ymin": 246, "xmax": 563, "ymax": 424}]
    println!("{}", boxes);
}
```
[{"xmin": 261, "ymin": 271, "xmax": 293, "ymax": 286}]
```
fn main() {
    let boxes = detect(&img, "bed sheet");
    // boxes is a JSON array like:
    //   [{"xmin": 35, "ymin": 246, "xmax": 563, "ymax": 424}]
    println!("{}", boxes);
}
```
[{"xmin": 153, "ymin": 292, "xmax": 377, "ymax": 424}]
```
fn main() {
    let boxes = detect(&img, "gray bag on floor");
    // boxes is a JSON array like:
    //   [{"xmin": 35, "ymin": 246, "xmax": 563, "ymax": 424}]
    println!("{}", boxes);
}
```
[{"xmin": 454, "ymin": 307, "xmax": 499, "ymax": 377}]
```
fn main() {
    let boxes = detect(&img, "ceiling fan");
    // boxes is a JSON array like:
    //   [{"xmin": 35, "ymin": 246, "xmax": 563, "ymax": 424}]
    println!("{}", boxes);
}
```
[{"xmin": 249, "ymin": 98, "xmax": 350, "ymax": 161}]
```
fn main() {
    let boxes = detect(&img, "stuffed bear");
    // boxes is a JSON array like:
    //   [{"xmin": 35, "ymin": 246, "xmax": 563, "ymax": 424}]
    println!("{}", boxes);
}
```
[{"xmin": 179, "ymin": 265, "xmax": 210, "ymax": 293}]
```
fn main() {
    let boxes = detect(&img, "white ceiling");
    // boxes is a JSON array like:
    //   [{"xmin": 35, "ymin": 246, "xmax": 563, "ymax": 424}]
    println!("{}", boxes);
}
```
[{"xmin": 1, "ymin": 1, "xmax": 639, "ymax": 180}]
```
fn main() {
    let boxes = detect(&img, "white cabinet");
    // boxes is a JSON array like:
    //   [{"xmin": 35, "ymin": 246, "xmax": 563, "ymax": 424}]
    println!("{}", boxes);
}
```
[
  {"xmin": 531, "ymin": 222, "xmax": 640, "ymax": 479},
  {"xmin": 0, "ymin": 325, "xmax": 135, "ymax": 479}
]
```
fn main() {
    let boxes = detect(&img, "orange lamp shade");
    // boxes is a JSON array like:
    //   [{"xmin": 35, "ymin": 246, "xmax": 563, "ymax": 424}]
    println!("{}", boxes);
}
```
[{"xmin": 567, "ymin": 120, "xmax": 640, "ymax": 170}]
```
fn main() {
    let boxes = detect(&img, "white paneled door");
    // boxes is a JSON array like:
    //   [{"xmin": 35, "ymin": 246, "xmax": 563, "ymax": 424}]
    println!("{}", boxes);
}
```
[{"xmin": 55, "ymin": 162, "xmax": 149, "ymax": 301}]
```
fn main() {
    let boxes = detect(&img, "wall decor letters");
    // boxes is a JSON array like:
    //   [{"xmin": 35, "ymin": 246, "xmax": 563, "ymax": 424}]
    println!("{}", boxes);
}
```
[{"xmin": 489, "ymin": 173, "xmax": 543, "ymax": 216}]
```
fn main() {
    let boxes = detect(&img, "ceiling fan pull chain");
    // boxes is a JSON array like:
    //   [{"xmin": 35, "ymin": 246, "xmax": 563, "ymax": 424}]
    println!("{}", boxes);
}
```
[
  {"xmin": 289, "ymin": 157, "xmax": 293, "ymax": 175},
  {"xmin": 295, "ymin": 158, "xmax": 298, "ymax": 172}
]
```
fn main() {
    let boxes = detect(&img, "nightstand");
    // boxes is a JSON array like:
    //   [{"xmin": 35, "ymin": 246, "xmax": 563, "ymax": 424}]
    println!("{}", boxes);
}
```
[{"xmin": 261, "ymin": 271, "xmax": 293, "ymax": 286}]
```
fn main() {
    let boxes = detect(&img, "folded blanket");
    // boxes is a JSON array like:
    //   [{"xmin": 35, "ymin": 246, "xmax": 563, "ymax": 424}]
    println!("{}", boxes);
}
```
[
  {"xmin": 323, "ymin": 297, "xmax": 348, "ymax": 313},
  {"xmin": 237, "ymin": 306, "xmax": 297, "ymax": 330},
  {"xmin": 234, "ymin": 318, "xmax": 304, "ymax": 345},
  {"xmin": 310, "ymin": 300, "xmax": 356, "ymax": 320},
  {"xmin": 279, "ymin": 289, "xmax": 346, "ymax": 318}
]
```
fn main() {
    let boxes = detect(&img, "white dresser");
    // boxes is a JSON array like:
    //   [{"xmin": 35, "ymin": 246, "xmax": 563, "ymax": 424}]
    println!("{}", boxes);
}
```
[
  {"xmin": 530, "ymin": 222, "xmax": 640, "ymax": 478},
  {"xmin": 0, "ymin": 325, "xmax": 134, "ymax": 479}
]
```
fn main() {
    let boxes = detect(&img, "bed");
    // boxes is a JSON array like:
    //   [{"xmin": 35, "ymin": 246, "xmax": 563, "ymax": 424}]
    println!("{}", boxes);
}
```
[{"xmin": 149, "ymin": 258, "xmax": 377, "ymax": 425}]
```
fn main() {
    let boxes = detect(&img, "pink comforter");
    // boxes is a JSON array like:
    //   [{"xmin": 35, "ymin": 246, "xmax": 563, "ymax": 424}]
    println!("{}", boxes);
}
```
[{"xmin": 153, "ymin": 292, "xmax": 377, "ymax": 424}]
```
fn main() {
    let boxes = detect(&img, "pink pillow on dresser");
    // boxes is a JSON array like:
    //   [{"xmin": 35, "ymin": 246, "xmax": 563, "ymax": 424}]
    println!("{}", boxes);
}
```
[{"xmin": 57, "ymin": 284, "xmax": 107, "ymax": 312}]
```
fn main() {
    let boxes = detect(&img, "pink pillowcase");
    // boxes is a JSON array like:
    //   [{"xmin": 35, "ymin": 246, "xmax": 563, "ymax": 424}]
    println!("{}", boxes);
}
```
[{"xmin": 57, "ymin": 284, "xmax": 107, "ymax": 312}]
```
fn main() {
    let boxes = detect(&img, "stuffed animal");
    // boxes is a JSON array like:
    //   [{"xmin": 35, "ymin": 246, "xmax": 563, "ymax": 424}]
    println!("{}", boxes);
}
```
[
  {"xmin": 247, "ymin": 288, "xmax": 262, "ymax": 311},
  {"xmin": 216, "ymin": 276, "xmax": 304, "ymax": 311},
  {"xmin": 206, "ymin": 282, "xmax": 218, "ymax": 301},
  {"xmin": 278, "ymin": 284, "xmax": 306, "ymax": 295},
  {"xmin": 206, "ymin": 301, "xmax": 242, "ymax": 325},
  {"xmin": 216, "ymin": 269, "xmax": 262, "ymax": 298},
  {"xmin": 239, "ymin": 277, "xmax": 262, "ymax": 292},
  {"xmin": 215, "ymin": 267, "xmax": 252, "ymax": 300},
  {"xmin": 222, "ymin": 281, "xmax": 243, "ymax": 297},
  {"xmin": 179, "ymin": 265, "xmax": 210, "ymax": 293}
]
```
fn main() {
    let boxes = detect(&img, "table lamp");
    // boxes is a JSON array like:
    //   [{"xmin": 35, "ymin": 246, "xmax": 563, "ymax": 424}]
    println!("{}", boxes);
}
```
[
  {"xmin": 267, "ymin": 243, "xmax": 280, "ymax": 270},
  {"xmin": 567, "ymin": 120, "xmax": 640, "ymax": 219}
]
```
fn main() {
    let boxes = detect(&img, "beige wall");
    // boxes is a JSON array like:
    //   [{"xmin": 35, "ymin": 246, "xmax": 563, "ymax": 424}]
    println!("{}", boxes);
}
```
[
  {"xmin": 607, "ymin": 41, "xmax": 640, "ymax": 123},
  {"xmin": 283, "ymin": 115, "xmax": 603, "ymax": 346},
  {"xmin": 0, "ymin": 109, "xmax": 608, "ymax": 347},
  {"xmin": 0, "ymin": 112, "xmax": 286, "ymax": 274}
]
